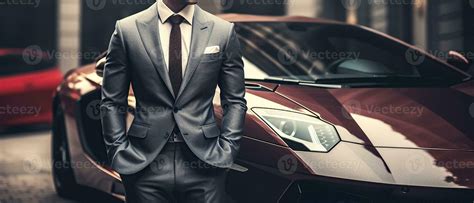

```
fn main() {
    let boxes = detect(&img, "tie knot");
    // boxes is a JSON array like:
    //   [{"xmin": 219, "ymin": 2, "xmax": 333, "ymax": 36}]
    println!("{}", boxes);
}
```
[{"xmin": 168, "ymin": 15, "xmax": 185, "ymax": 25}]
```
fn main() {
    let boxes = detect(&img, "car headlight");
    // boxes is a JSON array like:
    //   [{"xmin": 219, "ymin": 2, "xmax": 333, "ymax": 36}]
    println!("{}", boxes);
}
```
[{"xmin": 252, "ymin": 108, "xmax": 340, "ymax": 152}]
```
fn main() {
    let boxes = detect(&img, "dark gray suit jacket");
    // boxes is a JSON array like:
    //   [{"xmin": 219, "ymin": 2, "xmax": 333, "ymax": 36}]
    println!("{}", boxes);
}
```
[{"xmin": 100, "ymin": 4, "xmax": 247, "ymax": 175}]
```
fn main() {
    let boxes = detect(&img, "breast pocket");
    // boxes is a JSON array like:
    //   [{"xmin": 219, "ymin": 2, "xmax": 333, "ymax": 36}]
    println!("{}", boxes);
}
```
[
  {"xmin": 198, "ymin": 54, "xmax": 222, "ymax": 76},
  {"xmin": 201, "ymin": 52, "xmax": 223, "ymax": 63}
]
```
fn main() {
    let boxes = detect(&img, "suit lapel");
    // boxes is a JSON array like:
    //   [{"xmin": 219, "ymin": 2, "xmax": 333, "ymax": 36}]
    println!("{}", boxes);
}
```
[
  {"xmin": 176, "ymin": 7, "xmax": 214, "ymax": 101},
  {"xmin": 136, "ymin": 3, "xmax": 176, "ymax": 99}
]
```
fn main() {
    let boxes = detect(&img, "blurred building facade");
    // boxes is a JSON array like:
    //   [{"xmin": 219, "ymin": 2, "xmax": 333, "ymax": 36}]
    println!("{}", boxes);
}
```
[{"xmin": 0, "ymin": 0, "xmax": 472, "ymax": 72}]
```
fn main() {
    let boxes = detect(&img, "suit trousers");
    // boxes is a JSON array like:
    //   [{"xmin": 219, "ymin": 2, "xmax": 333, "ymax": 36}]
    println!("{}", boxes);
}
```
[{"xmin": 120, "ymin": 142, "xmax": 229, "ymax": 203}]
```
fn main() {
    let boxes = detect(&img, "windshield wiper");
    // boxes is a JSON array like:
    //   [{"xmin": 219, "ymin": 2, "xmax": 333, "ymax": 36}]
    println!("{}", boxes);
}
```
[
  {"xmin": 261, "ymin": 75, "xmax": 448, "ymax": 87},
  {"xmin": 262, "ymin": 77, "xmax": 344, "ymax": 88},
  {"xmin": 311, "ymin": 75, "xmax": 431, "ymax": 83},
  {"xmin": 263, "ymin": 77, "xmax": 314, "ymax": 84},
  {"xmin": 312, "ymin": 75, "xmax": 453, "ymax": 87},
  {"xmin": 298, "ymin": 83, "xmax": 344, "ymax": 89}
]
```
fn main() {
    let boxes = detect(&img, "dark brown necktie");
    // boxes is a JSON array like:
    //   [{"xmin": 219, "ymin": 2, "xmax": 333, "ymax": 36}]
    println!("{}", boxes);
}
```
[{"xmin": 168, "ymin": 15, "xmax": 185, "ymax": 96}]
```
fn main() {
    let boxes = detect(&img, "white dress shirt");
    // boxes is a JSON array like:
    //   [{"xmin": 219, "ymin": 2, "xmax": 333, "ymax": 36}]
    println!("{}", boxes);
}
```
[{"xmin": 157, "ymin": 0, "xmax": 195, "ymax": 77}]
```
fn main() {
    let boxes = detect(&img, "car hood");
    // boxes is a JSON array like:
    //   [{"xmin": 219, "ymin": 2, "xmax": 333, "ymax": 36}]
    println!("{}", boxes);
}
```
[
  {"xmin": 296, "ymin": 142, "xmax": 474, "ymax": 189},
  {"xmin": 275, "ymin": 84, "xmax": 474, "ymax": 151}
]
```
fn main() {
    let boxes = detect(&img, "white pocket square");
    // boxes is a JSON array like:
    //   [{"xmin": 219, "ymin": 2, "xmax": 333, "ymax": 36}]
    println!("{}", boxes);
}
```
[{"xmin": 204, "ymin": 46, "xmax": 220, "ymax": 54}]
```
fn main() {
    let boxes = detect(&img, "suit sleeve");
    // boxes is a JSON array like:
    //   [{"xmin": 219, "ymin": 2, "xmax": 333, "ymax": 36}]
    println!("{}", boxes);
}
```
[
  {"xmin": 217, "ymin": 23, "xmax": 248, "ymax": 160},
  {"xmin": 100, "ymin": 21, "xmax": 130, "ymax": 163}
]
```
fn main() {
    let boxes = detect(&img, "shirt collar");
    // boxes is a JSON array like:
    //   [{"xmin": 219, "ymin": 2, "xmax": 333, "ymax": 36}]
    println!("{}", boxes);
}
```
[{"xmin": 157, "ymin": 0, "xmax": 195, "ymax": 25}]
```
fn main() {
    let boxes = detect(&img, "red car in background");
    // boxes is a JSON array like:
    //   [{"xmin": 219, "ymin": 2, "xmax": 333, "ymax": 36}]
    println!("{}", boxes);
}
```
[
  {"xmin": 0, "ymin": 48, "xmax": 62, "ymax": 129},
  {"xmin": 52, "ymin": 15, "xmax": 474, "ymax": 202}
]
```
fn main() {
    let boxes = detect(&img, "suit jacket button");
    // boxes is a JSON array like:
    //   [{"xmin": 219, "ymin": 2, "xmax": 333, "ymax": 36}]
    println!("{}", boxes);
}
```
[{"xmin": 173, "ymin": 107, "xmax": 179, "ymax": 113}]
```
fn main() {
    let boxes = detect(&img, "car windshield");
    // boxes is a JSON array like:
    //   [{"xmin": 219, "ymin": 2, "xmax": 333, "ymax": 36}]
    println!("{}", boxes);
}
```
[
  {"xmin": 235, "ymin": 22, "xmax": 469, "ymax": 86},
  {"xmin": 0, "ymin": 54, "xmax": 55, "ymax": 77}
]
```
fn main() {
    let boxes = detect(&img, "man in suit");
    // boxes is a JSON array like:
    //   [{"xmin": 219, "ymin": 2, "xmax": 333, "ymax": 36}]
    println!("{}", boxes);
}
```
[{"xmin": 100, "ymin": 0, "xmax": 247, "ymax": 202}]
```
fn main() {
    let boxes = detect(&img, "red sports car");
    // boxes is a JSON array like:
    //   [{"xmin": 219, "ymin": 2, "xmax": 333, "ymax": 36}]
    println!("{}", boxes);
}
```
[
  {"xmin": 0, "ymin": 48, "xmax": 62, "ymax": 128},
  {"xmin": 52, "ymin": 15, "xmax": 474, "ymax": 202}
]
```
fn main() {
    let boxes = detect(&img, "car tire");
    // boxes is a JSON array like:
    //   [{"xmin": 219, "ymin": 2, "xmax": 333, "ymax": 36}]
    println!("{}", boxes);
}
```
[{"xmin": 51, "ymin": 102, "xmax": 81, "ymax": 199}]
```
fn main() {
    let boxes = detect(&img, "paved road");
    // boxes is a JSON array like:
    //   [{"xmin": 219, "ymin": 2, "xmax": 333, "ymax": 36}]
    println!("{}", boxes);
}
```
[{"xmin": 0, "ymin": 129, "xmax": 75, "ymax": 203}]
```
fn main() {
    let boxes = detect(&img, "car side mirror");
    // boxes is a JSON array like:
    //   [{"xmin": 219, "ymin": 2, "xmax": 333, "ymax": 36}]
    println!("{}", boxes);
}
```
[{"xmin": 447, "ymin": 51, "xmax": 471, "ymax": 72}]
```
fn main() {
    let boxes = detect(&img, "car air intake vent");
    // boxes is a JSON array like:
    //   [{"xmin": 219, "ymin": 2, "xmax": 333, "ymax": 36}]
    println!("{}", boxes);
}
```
[{"xmin": 245, "ymin": 83, "xmax": 272, "ymax": 91}]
